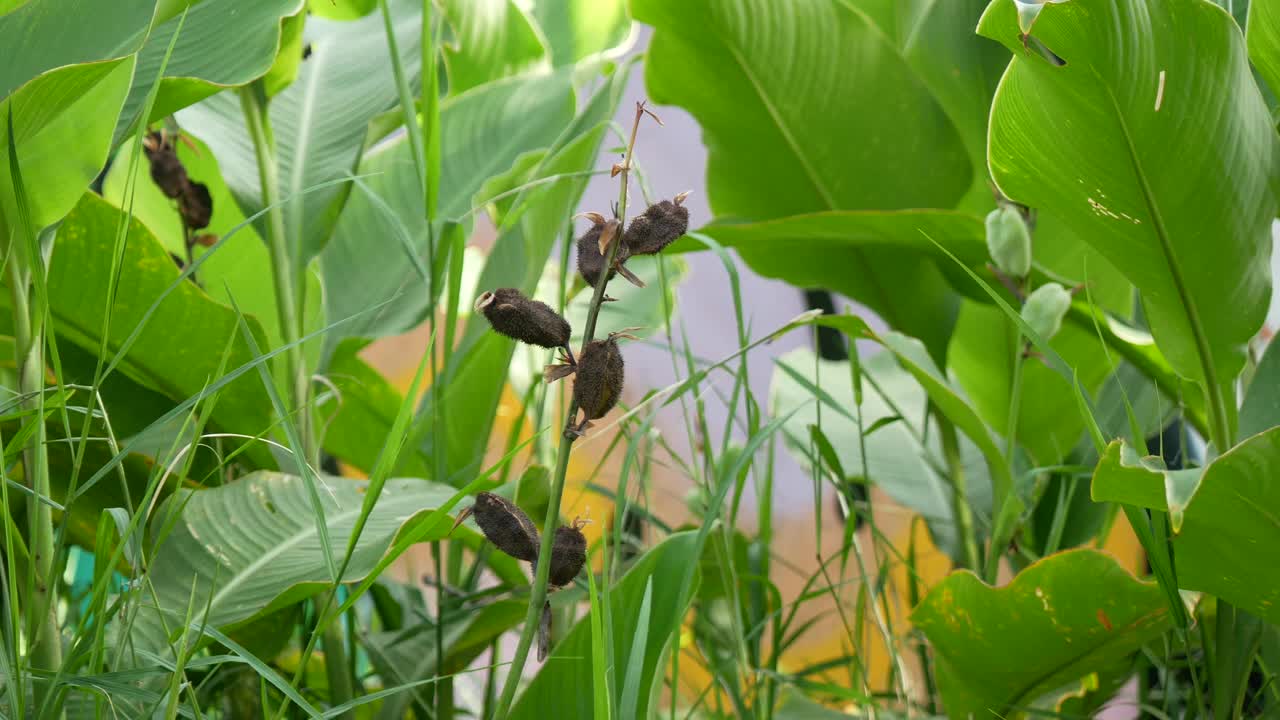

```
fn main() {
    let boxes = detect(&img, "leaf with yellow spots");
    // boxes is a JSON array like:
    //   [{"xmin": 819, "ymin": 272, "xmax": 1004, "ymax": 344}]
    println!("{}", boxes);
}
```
[{"xmin": 911, "ymin": 549, "xmax": 1169, "ymax": 718}]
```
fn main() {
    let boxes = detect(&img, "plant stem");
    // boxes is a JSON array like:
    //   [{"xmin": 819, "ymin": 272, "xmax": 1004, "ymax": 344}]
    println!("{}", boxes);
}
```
[
  {"xmin": 240, "ymin": 82, "xmax": 350, "ymax": 712},
  {"xmin": 491, "ymin": 101, "xmax": 654, "ymax": 720},
  {"xmin": 7, "ymin": 253, "xmax": 60, "ymax": 715}
]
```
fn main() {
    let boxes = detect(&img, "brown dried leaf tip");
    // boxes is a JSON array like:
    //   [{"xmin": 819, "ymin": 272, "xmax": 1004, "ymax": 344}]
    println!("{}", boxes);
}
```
[
  {"xmin": 450, "ymin": 491, "xmax": 540, "ymax": 563},
  {"xmin": 623, "ymin": 191, "xmax": 691, "ymax": 255},
  {"xmin": 575, "ymin": 212, "xmax": 645, "ymax": 299},
  {"xmin": 475, "ymin": 288, "xmax": 577, "ymax": 383},
  {"xmin": 548, "ymin": 514, "xmax": 590, "ymax": 588},
  {"xmin": 568, "ymin": 329, "xmax": 639, "ymax": 437},
  {"xmin": 537, "ymin": 600, "xmax": 553, "ymax": 662}
]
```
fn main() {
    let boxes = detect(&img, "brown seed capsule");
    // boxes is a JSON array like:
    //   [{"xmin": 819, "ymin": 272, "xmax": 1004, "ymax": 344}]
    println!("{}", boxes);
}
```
[
  {"xmin": 548, "ymin": 517, "xmax": 589, "ymax": 588},
  {"xmin": 623, "ymin": 191, "xmax": 691, "ymax": 255},
  {"xmin": 569, "ymin": 329, "xmax": 637, "ymax": 436},
  {"xmin": 449, "ymin": 491, "xmax": 540, "ymax": 563},
  {"xmin": 142, "ymin": 130, "xmax": 189, "ymax": 200},
  {"xmin": 178, "ymin": 181, "xmax": 213, "ymax": 230},
  {"xmin": 475, "ymin": 288, "xmax": 575, "ymax": 373},
  {"xmin": 575, "ymin": 213, "xmax": 645, "ymax": 295}
]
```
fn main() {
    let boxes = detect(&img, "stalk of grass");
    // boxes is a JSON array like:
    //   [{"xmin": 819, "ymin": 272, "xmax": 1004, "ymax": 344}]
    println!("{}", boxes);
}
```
[
  {"xmin": 6, "ymin": 106, "xmax": 63, "ymax": 719},
  {"xmin": 491, "ymin": 100, "xmax": 660, "ymax": 719}
]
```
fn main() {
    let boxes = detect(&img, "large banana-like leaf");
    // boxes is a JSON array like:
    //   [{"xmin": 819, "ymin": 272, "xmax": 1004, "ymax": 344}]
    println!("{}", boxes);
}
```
[
  {"xmin": 635, "ymin": 0, "xmax": 974, "ymax": 360},
  {"xmin": 320, "ymin": 68, "xmax": 575, "ymax": 347},
  {"xmin": 120, "ymin": 472, "xmax": 466, "ymax": 660},
  {"xmin": 0, "ymin": 0, "xmax": 154, "ymax": 102},
  {"xmin": 980, "ymin": 0, "xmax": 1276, "ymax": 387},
  {"xmin": 0, "ymin": 59, "xmax": 134, "ymax": 233},
  {"xmin": 914, "ymin": 549, "xmax": 1170, "ymax": 719},
  {"xmin": 178, "ymin": 0, "xmax": 421, "ymax": 265},
  {"xmin": 1092, "ymin": 429, "xmax": 1280, "ymax": 625},
  {"xmin": 531, "ymin": 0, "xmax": 632, "ymax": 66},
  {"xmin": 441, "ymin": 0, "xmax": 548, "ymax": 93},
  {"xmin": 112, "ymin": 0, "xmax": 304, "ymax": 145}
]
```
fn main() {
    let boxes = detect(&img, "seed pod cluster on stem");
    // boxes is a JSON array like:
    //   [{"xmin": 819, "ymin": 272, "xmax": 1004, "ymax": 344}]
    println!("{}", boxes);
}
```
[
  {"xmin": 142, "ymin": 128, "xmax": 216, "ymax": 272},
  {"xmin": 450, "ymin": 492, "xmax": 591, "ymax": 661}
]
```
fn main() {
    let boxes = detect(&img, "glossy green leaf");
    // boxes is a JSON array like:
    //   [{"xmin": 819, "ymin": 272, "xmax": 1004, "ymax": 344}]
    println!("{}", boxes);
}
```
[
  {"xmin": 113, "ymin": 0, "xmax": 304, "ymax": 146},
  {"xmin": 981, "ymin": 0, "xmax": 1276, "ymax": 385},
  {"xmin": 850, "ymin": 0, "xmax": 1010, "ymax": 210},
  {"xmin": 1248, "ymin": 0, "xmax": 1280, "ymax": 100},
  {"xmin": 531, "ymin": 0, "xmax": 632, "ymax": 66},
  {"xmin": 0, "ymin": 58, "xmax": 135, "ymax": 233},
  {"xmin": 441, "ymin": 0, "xmax": 548, "ymax": 93},
  {"xmin": 48, "ymin": 193, "xmax": 273, "ymax": 446},
  {"xmin": 121, "ymin": 472, "xmax": 469, "ymax": 660},
  {"xmin": 508, "ymin": 531, "xmax": 700, "ymax": 719},
  {"xmin": 769, "ymin": 347, "xmax": 993, "ymax": 562},
  {"xmin": 0, "ymin": 0, "xmax": 154, "ymax": 102},
  {"xmin": 912, "ymin": 549, "xmax": 1170, "ymax": 718},
  {"xmin": 1093, "ymin": 430, "xmax": 1280, "ymax": 624},
  {"xmin": 307, "ymin": 0, "xmax": 373, "ymax": 19},
  {"xmin": 321, "ymin": 68, "xmax": 575, "ymax": 346},
  {"xmin": 1240, "ymin": 338, "xmax": 1280, "ymax": 439},
  {"xmin": 178, "ymin": 0, "xmax": 421, "ymax": 264}
]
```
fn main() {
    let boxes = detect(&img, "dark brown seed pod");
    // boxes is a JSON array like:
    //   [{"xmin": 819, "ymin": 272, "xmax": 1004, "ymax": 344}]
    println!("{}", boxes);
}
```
[
  {"xmin": 569, "ymin": 329, "xmax": 637, "ymax": 436},
  {"xmin": 548, "ymin": 517, "xmax": 589, "ymax": 588},
  {"xmin": 178, "ymin": 181, "xmax": 213, "ymax": 230},
  {"xmin": 575, "ymin": 213, "xmax": 644, "ymax": 295},
  {"xmin": 537, "ymin": 600, "xmax": 552, "ymax": 662},
  {"xmin": 449, "ymin": 491, "xmax": 540, "ymax": 563},
  {"xmin": 475, "ymin": 287, "xmax": 575, "ymax": 367},
  {"xmin": 142, "ymin": 130, "xmax": 189, "ymax": 200},
  {"xmin": 623, "ymin": 191, "xmax": 691, "ymax": 255}
]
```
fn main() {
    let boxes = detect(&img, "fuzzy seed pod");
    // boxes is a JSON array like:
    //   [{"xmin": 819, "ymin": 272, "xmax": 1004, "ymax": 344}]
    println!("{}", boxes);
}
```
[
  {"xmin": 623, "ymin": 192, "xmax": 691, "ymax": 255},
  {"xmin": 178, "ymin": 181, "xmax": 213, "ymax": 230},
  {"xmin": 548, "ymin": 518, "xmax": 589, "ymax": 587},
  {"xmin": 476, "ymin": 288, "xmax": 573, "ymax": 352},
  {"xmin": 450, "ymin": 491, "xmax": 540, "ymax": 563},
  {"xmin": 143, "ymin": 130, "xmax": 189, "ymax": 200},
  {"xmin": 1020, "ymin": 282, "xmax": 1072, "ymax": 341},
  {"xmin": 569, "ymin": 330, "xmax": 636, "ymax": 435},
  {"xmin": 985, "ymin": 206, "xmax": 1032, "ymax": 279},
  {"xmin": 576, "ymin": 213, "xmax": 644, "ymax": 293}
]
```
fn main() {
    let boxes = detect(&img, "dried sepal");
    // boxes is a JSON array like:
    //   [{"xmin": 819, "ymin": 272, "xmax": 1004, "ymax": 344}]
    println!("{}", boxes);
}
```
[{"xmin": 537, "ymin": 600, "xmax": 552, "ymax": 662}]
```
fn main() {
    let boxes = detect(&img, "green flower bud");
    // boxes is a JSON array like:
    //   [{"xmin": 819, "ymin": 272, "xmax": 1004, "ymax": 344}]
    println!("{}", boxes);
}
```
[
  {"xmin": 985, "ymin": 206, "xmax": 1032, "ymax": 279},
  {"xmin": 1020, "ymin": 283, "xmax": 1072, "ymax": 341}
]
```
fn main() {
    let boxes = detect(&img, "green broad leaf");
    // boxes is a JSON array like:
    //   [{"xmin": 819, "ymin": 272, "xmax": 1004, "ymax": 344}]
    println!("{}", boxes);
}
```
[
  {"xmin": 178, "ymin": 0, "xmax": 422, "ymax": 265},
  {"xmin": 112, "ymin": 0, "xmax": 304, "ymax": 146},
  {"xmin": 980, "ymin": 0, "xmax": 1276, "ymax": 385},
  {"xmin": 769, "ymin": 347, "xmax": 994, "ymax": 562},
  {"xmin": 321, "ymin": 338, "xmax": 429, "ymax": 477},
  {"xmin": 123, "ymin": 472, "xmax": 470, "ymax": 661},
  {"xmin": 912, "ymin": 549, "xmax": 1170, "ymax": 718},
  {"xmin": 508, "ymin": 531, "xmax": 700, "ymax": 720},
  {"xmin": 441, "ymin": 0, "xmax": 549, "ymax": 94},
  {"xmin": 849, "ymin": 0, "xmax": 1011, "ymax": 211},
  {"xmin": 0, "ymin": 58, "xmax": 135, "ymax": 234},
  {"xmin": 1248, "ymin": 0, "xmax": 1280, "ymax": 101},
  {"xmin": 263, "ymin": 9, "xmax": 306, "ymax": 96},
  {"xmin": 307, "ymin": 0, "xmax": 373, "ymax": 19},
  {"xmin": 681, "ymin": 211, "xmax": 986, "ymax": 360},
  {"xmin": 0, "ymin": 0, "xmax": 154, "ymax": 103},
  {"xmin": 635, "ymin": 0, "xmax": 973, "ymax": 358},
  {"xmin": 320, "ymin": 68, "xmax": 575, "ymax": 347},
  {"xmin": 1240, "ymin": 337, "xmax": 1280, "ymax": 439},
  {"xmin": 531, "ymin": 0, "xmax": 632, "ymax": 66},
  {"xmin": 419, "ymin": 62, "xmax": 630, "ymax": 480},
  {"xmin": 1092, "ymin": 429, "xmax": 1280, "ymax": 624},
  {"xmin": 48, "ymin": 193, "xmax": 273, "ymax": 448},
  {"xmin": 949, "ymin": 299, "xmax": 1112, "ymax": 466}
]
